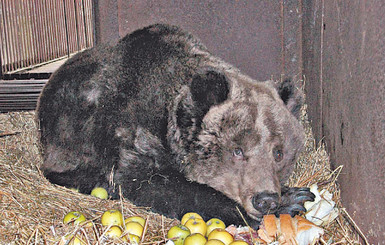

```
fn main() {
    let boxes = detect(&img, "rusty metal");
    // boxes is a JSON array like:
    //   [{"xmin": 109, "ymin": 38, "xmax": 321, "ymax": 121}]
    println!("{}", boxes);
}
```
[{"xmin": 0, "ymin": 0, "xmax": 94, "ymax": 75}]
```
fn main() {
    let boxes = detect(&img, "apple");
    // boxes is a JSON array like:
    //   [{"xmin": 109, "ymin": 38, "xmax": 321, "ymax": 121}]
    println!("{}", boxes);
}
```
[
  {"xmin": 125, "ymin": 221, "xmax": 144, "ymax": 237},
  {"xmin": 181, "ymin": 212, "xmax": 203, "ymax": 225},
  {"xmin": 206, "ymin": 218, "xmax": 226, "ymax": 236},
  {"xmin": 205, "ymin": 239, "xmax": 225, "ymax": 245},
  {"xmin": 125, "ymin": 216, "xmax": 146, "ymax": 226},
  {"xmin": 229, "ymin": 241, "xmax": 249, "ymax": 245},
  {"xmin": 126, "ymin": 234, "xmax": 141, "ymax": 244},
  {"xmin": 101, "ymin": 209, "xmax": 124, "ymax": 226},
  {"xmin": 105, "ymin": 226, "xmax": 127, "ymax": 241},
  {"xmin": 91, "ymin": 187, "xmax": 108, "ymax": 199},
  {"xmin": 185, "ymin": 218, "xmax": 207, "ymax": 236},
  {"xmin": 184, "ymin": 233, "xmax": 207, "ymax": 245},
  {"xmin": 63, "ymin": 211, "xmax": 86, "ymax": 225},
  {"xmin": 64, "ymin": 234, "xmax": 86, "ymax": 245},
  {"xmin": 167, "ymin": 224, "xmax": 191, "ymax": 245},
  {"xmin": 207, "ymin": 228, "xmax": 234, "ymax": 245}
]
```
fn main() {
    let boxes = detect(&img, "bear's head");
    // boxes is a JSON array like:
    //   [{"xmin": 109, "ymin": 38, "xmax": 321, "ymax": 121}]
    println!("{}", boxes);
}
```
[{"xmin": 169, "ymin": 67, "xmax": 304, "ymax": 221}]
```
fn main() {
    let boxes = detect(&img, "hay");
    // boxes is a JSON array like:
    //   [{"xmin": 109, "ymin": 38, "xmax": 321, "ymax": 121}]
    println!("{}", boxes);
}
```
[{"xmin": 0, "ymin": 108, "xmax": 362, "ymax": 244}]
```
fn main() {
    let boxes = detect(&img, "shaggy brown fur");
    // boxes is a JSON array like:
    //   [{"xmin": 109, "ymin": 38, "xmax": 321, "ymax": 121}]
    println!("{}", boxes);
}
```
[{"xmin": 36, "ymin": 24, "xmax": 313, "ymax": 228}]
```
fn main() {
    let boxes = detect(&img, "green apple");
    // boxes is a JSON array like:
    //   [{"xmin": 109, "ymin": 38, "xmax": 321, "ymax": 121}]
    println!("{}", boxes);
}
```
[
  {"xmin": 185, "ymin": 218, "xmax": 207, "ymax": 236},
  {"xmin": 125, "ymin": 216, "xmax": 146, "ymax": 226},
  {"xmin": 206, "ymin": 218, "xmax": 226, "ymax": 236},
  {"xmin": 64, "ymin": 234, "xmax": 86, "ymax": 245},
  {"xmin": 181, "ymin": 212, "xmax": 203, "ymax": 225},
  {"xmin": 167, "ymin": 224, "xmax": 191, "ymax": 245},
  {"xmin": 125, "ymin": 221, "xmax": 144, "ymax": 237},
  {"xmin": 63, "ymin": 211, "xmax": 86, "ymax": 225},
  {"xmin": 205, "ymin": 239, "xmax": 225, "ymax": 245},
  {"xmin": 207, "ymin": 228, "xmax": 234, "ymax": 245},
  {"xmin": 184, "ymin": 233, "xmax": 207, "ymax": 245},
  {"xmin": 91, "ymin": 187, "xmax": 108, "ymax": 199},
  {"xmin": 101, "ymin": 209, "xmax": 124, "ymax": 226}
]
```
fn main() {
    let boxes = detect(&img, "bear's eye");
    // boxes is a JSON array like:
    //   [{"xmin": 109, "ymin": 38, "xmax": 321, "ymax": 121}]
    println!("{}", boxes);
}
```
[
  {"xmin": 273, "ymin": 147, "xmax": 284, "ymax": 162},
  {"xmin": 232, "ymin": 148, "xmax": 244, "ymax": 157}
]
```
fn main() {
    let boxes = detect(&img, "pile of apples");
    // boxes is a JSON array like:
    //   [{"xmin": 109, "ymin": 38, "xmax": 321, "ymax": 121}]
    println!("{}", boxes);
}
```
[
  {"xmin": 62, "ymin": 187, "xmax": 249, "ymax": 244},
  {"xmin": 63, "ymin": 209, "xmax": 145, "ymax": 244},
  {"xmin": 167, "ymin": 212, "xmax": 248, "ymax": 245}
]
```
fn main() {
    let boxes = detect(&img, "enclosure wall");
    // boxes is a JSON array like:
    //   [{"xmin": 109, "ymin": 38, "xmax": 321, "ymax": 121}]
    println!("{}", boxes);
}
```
[
  {"xmin": 93, "ymin": 0, "xmax": 302, "ymax": 82},
  {"xmin": 302, "ymin": 1, "xmax": 385, "ymax": 243}
]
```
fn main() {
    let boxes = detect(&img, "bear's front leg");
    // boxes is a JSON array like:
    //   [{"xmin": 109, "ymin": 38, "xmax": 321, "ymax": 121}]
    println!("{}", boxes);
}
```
[{"xmin": 117, "ymin": 165, "xmax": 261, "ymax": 229}]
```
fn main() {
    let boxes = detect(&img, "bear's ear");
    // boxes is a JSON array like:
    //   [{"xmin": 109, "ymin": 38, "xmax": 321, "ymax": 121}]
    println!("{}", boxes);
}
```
[
  {"xmin": 172, "ymin": 69, "xmax": 229, "ymax": 149},
  {"xmin": 276, "ymin": 79, "xmax": 303, "ymax": 119},
  {"xmin": 190, "ymin": 68, "xmax": 230, "ymax": 118}
]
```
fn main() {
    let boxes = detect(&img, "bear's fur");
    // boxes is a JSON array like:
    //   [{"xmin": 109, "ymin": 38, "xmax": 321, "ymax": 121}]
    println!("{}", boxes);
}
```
[{"xmin": 36, "ymin": 24, "xmax": 314, "ymax": 228}]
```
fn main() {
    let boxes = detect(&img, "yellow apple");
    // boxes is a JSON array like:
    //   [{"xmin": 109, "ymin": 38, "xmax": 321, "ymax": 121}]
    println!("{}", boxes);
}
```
[
  {"xmin": 91, "ymin": 187, "xmax": 108, "ymax": 199},
  {"xmin": 126, "ymin": 233, "xmax": 141, "ymax": 244},
  {"xmin": 181, "ymin": 212, "xmax": 203, "ymax": 225},
  {"xmin": 205, "ymin": 239, "xmax": 225, "ymax": 245},
  {"xmin": 167, "ymin": 224, "xmax": 191, "ymax": 245},
  {"xmin": 64, "ymin": 235, "xmax": 86, "ymax": 245},
  {"xmin": 105, "ymin": 226, "xmax": 127, "ymax": 241},
  {"xmin": 229, "ymin": 241, "xmax": 249, "ymax": 245},
  {"xmin": 185, "ymin": 218, "xmax": 207, "ymax": 236},
  {"xmin": 125, "ymin": 216, "xmax": 146, "ymax": 226},
  {"xmin": 207, "ymin": 228, "xmax": 234, "ymax": 245},
  {"xmin": 125, "ymin": 221, "xmax": 144, "ymax": 237},
  {"xmin": 63, "ymin": 211, "xmax": 86, "ymax": 225},
  {"xmin": 206, "ymin": 218, "xmax": 226, "ymax": 236},
  {"xmin": 184, "ymin": 233, "xmax": 207, "ymax": 245},
  {"xmin": 101, "ymin": 209, "xmax": 124, "ymax": 226}
]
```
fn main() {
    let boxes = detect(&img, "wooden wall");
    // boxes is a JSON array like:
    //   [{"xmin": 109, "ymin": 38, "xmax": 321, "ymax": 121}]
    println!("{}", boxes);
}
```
[
  {"xmin": 302, "ymin": 1, "xmax": 385, "ymax": 243},
  {"xmin": 93, "ymin": 0, "xmax": 302, "ymax": 82}
]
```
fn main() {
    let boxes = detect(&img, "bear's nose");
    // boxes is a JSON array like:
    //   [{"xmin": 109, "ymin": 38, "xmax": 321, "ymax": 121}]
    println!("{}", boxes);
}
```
[{"xmin": 252, "ymin": 192, "xmax": 279, "ymax": 214}]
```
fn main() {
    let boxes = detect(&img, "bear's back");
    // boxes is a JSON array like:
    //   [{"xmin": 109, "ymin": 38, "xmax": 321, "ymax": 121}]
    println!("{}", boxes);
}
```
[{"xmin": 37, "ymin": 24, "xmax": 207, "ymax": 148}]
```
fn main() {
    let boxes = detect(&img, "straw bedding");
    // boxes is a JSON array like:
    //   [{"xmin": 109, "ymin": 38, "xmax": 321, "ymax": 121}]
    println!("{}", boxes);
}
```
[{"xmin": 0, "ymin": 104, "xmax": 363, "ymax": 244}]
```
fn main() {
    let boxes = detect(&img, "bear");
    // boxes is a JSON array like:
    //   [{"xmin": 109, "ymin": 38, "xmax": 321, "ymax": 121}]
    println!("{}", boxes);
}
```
[{"xmin": 36, "ymin": 24, "xmax": 314, "ymax": 228}]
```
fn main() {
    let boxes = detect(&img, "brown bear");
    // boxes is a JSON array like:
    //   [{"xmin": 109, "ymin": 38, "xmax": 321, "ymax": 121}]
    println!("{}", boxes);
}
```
[{"xmin": 36, "ymin": 24, "xmax": 314, "ymax": 228}]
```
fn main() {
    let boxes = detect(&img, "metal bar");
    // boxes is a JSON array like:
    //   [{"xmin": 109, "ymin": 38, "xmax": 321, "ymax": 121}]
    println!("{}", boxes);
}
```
[
  {"xmin": 63, "ymin": 0, "xmax": 70, "ymax": 57},
  {"xmin": 18, "ymin": 0, "xmax": 27, "ymax": 68},
  {"xmin": 68, "ymin": 0, "xmax": 76, "ymax": 53},
  {"xmin": 45, "ymin": 0, "xmax": 52, "ymax": 61},
  {"xmin": 22, "ymin": 0, "xmax": 32, "ymax": 68},
  {"xmin": 6, "ymin": 0, "xmax": 16, "ymax": 71},
  {"xmin": 52, "ymin": 0, "xmax": 61, "ymax": 58},
  {"xmin": 30, "ymin": 0, "xmax": 40, "ymax": 64},
  {"xmin": 0, "ymin": 0, "xmax": 6, "ymax": 74},
  {"xmin": 82, "ymin": 0, "xmax": 88, "ymax": 48},
  {"xmin": 35, "ymin": 0, "xmax": 45, "ymax": 64},
  {"xmin": 73, "ymin": 0, "xmax": 80, "ymax": 51},
  {"xmin": 14, "ymin": 0, "xmax": 22, "ymax": 69}
]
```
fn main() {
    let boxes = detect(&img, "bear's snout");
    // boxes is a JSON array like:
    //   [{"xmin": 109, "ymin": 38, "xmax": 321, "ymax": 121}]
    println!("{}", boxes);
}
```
[{"xmin": 252, "ymin": 191, "xmax": 280, "ymax": 215}]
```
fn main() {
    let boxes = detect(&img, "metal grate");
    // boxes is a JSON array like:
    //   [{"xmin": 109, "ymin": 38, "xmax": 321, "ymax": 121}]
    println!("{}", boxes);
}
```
[{"xmin": 0, "ymin": 0, "xmax": 94, "ymax": 75}]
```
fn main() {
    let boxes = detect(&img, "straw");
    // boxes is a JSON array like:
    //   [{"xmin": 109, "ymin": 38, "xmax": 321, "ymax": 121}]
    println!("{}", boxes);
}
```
[{"xmin": 0, "ymin": 106, "xmax": 362, "ymax": 244}]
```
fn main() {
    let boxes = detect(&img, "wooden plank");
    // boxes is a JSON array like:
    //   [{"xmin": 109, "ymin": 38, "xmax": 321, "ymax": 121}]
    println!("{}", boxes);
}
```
[{"xmin": 0, "ymin": 79, "xmax": 48, "ymax": 112}]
